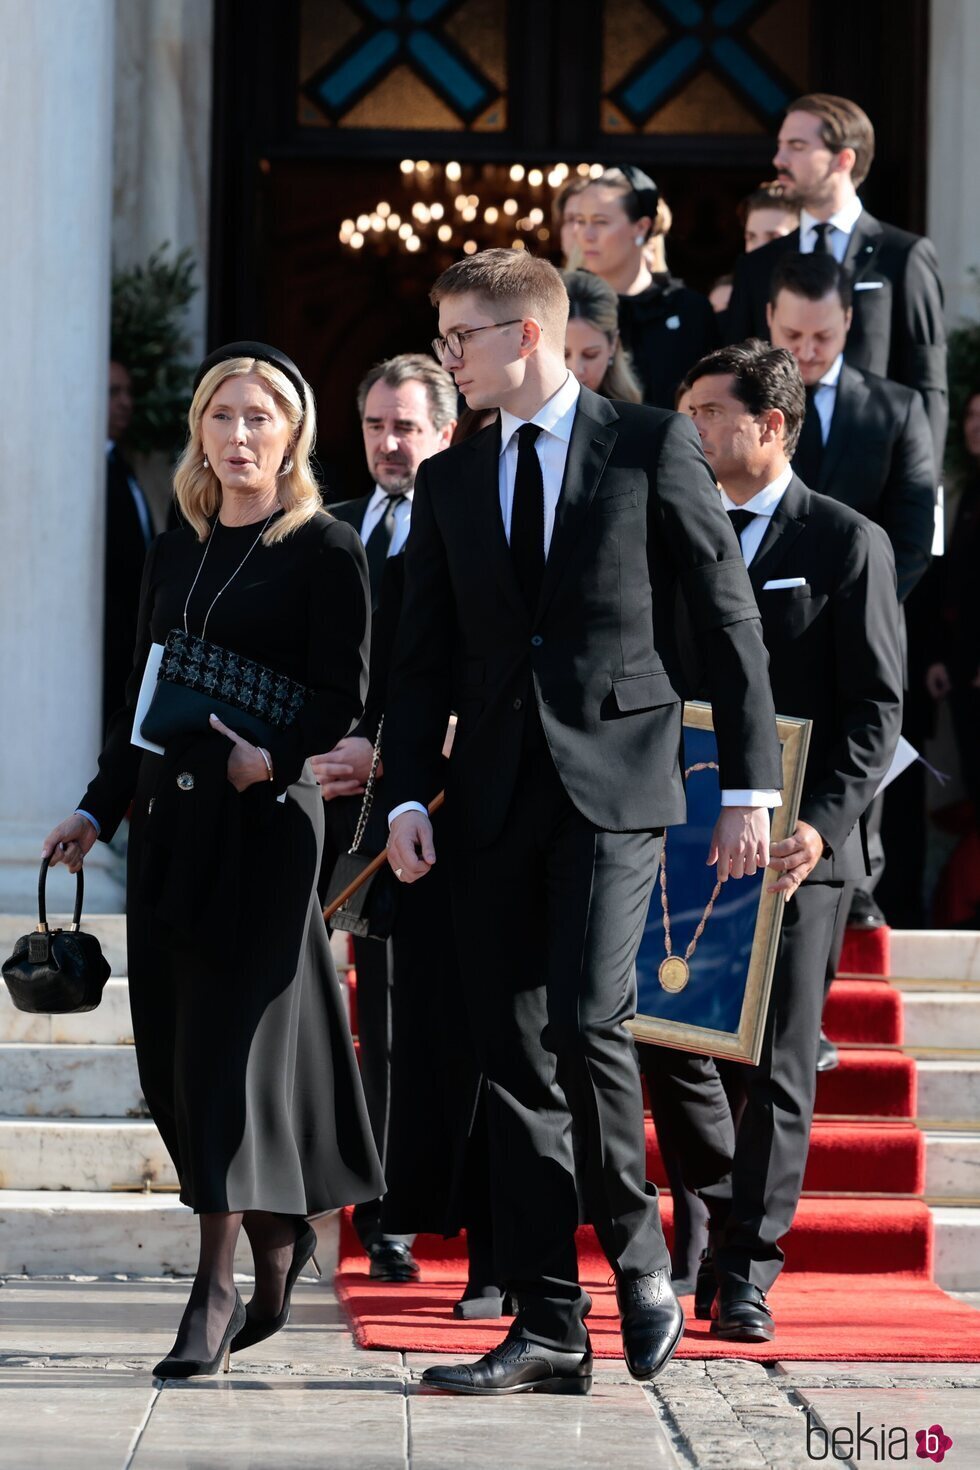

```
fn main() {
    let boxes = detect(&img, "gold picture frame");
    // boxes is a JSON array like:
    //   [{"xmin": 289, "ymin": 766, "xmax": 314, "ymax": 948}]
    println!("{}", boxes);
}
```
[{"xmin": 628, "ymin": 701, "xmax": 811, "ymax": 1066}]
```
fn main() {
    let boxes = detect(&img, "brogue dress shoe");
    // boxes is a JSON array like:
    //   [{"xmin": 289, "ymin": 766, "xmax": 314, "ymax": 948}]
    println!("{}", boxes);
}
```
[
  {"xmin": 711, "ymin": 1281, "xmax": 775, "ymax": 1342},
  {"xmin": 368, "ymin": 1239, "xmax": 420, "ymax": 1284},
  {"xmin": 616, "ymin": 1269, "xmax": 685, "ymax": 1380},
  {"xmin": 421, "ymin": 1333, "xmax": 593, "ymax": 1396}
]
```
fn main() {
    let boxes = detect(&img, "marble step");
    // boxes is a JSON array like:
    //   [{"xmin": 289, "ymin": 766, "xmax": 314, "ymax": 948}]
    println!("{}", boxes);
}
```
[
  {"xmin": 0, "ymin": 979, "xmax": 134, "ymax": 1044},
  {"xmin": 4, "ymin": 1114, "xmax": 980, "ymax": 1199},
  {"xmin": 0, "ymin": 1190, "xmax": 339, "ymax": 1277},
  {"xmin": 930, "ymin": 1206, "xmax": 980, "ymax": 1290},
  {"xmin": 890, "ymin": 930, "xmax": 980, "ymax": 982},
  {"xmin": 900, "ymin": 991, "xmax": 980, "ymax": 1048},
  {"xmin": 916, "ymin": 1059, "xmax": 980, "ymax": 1121},
  {"xmin": 0, "ymin": 1044, "xmax": 145, "ymax": 1119}
]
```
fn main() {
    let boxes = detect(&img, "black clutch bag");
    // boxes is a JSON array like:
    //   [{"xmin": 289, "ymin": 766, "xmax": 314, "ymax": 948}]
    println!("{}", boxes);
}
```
[
  {"xmin": 323, "ymin": 718, "xmax": 399, "ymax": 942},
  {"xmin": 2, "ymin": 860, "xmax": 111, "ymax": 1014},
  {"xmin": 141, "ymin": 629, "xmax": 308, "ymax": 748}
]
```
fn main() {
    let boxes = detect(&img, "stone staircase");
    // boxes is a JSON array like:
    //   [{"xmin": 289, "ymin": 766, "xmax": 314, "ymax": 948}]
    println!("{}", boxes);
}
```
[{"xmin": 0, "ymin": 916, "xmax": 978, "ymax": 1284}]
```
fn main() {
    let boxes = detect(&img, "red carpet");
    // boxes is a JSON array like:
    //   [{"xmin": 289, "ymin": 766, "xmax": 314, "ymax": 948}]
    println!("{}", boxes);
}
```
[{"xmin": 337, "ymin": 927, "xmax": 980, "ymax": 1361}]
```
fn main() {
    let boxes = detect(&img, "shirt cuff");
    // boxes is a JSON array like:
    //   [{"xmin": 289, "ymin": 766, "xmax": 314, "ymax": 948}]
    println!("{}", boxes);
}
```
[
  {"xmin": 388, "ymin": 800, "xmax": 428, "ymax": 828},
  {"xmin": 74, "ymin": 809, "xmax": 101, "ymax": 836},
  {"xmin": 720, "ymin": 789, "xmax": 782, "ymax": 808}
]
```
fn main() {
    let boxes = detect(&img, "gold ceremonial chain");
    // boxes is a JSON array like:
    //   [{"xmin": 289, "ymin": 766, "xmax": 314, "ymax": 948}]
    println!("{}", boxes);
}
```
[{"xmin": 658, "ymin": 761, "xmax": 723, "ymax": 993}]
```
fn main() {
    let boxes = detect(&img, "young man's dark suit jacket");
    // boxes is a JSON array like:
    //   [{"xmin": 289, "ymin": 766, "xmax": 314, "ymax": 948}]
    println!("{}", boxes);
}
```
[
  {"xmin": 643, "ymin": 474, "xmax": 903, "ymax": 1289},
  {"xmin": 103, "ymin": 447, "xmax": 153, "ymax": 737},
  {"xmin": 725, "ymin": 212, "xmax": 948, "ymax": 462},
  {"xmin": 793, "ymin": 363, "xmax": 936, "ymax": 604},
  {"xmin": 384, "ymin": 386, "xmax": 783, "ymax": 845}
]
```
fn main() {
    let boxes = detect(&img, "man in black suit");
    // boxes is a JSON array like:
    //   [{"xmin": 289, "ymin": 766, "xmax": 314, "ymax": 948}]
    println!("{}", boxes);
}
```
[
  {"xmin": 384, "ymin": 249, "xmax": 784, "ymax": 1394},
  {"xmin": 725, "ymin": 93, "xmax": 947, "ymax": 464},
  {"xmin": 768, "ymin": 250, "xmax": 935, "ymax": 945},
  {"xmin": 641, "ymin": 342, "xmax": 903, "ymax": 1342},
  {"xmin": 103, "ymin": 360, "xmax": 154, "ymax": 736},
  {"xmin": 315, "ymin": 354, "xmax": 457, "ymax": 1282}
]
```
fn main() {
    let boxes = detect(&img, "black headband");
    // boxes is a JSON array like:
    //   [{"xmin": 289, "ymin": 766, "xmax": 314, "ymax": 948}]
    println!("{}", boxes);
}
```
[
  {"xmin": 617, "ymin": 164, "xmax": 660, "ymax": 223},
  {"xmin": 193, "ymin": 340, "xmax": 307, "ymax": 409}
]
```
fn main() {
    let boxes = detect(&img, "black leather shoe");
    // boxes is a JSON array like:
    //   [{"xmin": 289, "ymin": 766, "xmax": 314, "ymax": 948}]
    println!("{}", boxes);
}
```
[
  {"xmin": 368, "ymin": 1239, "xmax": 420, "ymax": 1283},
  {"xmin": 421, "ymin": 1333, "xmax": 593, "ymax": 1395},
  {"xmin": 615, "ymin": 1270, "xmax": 684, "ymax": 1380},
  {"xmin": 711, "ymin": 1281, "xmax": 775, "ymax": 1341},
  {"xmin": 816, "ymin": 1030, "xmax": 840, "ymax": 1072},
  {"xmin": 847, "ymin": 891, "xmax": 886, "ymax": 929},
  {"xmin": 694, "ymin": 1249, "xmax": 717, "ymax": 1321}
]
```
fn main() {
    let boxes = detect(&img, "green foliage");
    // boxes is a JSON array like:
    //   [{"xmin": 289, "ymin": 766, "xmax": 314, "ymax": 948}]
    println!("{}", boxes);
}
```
[
  {"xmin": 946, "ymin": 266, "xmax": 980, "ymax": 483},
  {"xmin": 110, "ymin": 246, "xmax": 198, "ymax": 456}
]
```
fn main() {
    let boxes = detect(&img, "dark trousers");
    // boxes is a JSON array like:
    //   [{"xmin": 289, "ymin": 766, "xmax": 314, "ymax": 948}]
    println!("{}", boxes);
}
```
[
  {"xmin": 640, "ymin": 882, "xmax": 843, "ymax": 1291},
  {"xmin": 349, "ymin": 935, "xmax": 409, "ymax": 1248},
  {"xmin": 450, "ymin": 748, "xmax": 669, "ymax": 1351}
]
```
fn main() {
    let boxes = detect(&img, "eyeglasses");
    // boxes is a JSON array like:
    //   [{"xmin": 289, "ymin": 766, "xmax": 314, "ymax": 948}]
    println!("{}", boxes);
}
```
[{"xmin": 431, "ymin": 319, "xmax": 522, "ymax": 362}]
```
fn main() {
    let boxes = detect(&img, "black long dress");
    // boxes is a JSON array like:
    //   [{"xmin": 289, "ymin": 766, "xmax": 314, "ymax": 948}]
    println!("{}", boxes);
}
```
[{"xmin": 80, "ymin": 510, "xmax": 385, "ymax": 1215}]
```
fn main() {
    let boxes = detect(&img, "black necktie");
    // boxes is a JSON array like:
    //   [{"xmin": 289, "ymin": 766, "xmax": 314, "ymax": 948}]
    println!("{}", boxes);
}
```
[
  {"xmin": 793, "ymin": 385, "xmax": 825, "ymax": 487},
  {"xmin": 727, "ymin": 508, "xmax": 756, "ymax": 541},
  {"xmin": 811, "ymin": 221, "xmax": 834, "ymax": 256},
  {"xmin": 364, "ymin": 493, "xmax": 406, "ymax": 604},
  {"xmin": 510, "ymin": 423, "xmax": 545, "ymax": 612}
]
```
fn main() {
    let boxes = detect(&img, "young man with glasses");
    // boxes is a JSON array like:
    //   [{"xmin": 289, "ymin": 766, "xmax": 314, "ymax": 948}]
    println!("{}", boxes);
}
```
[{"xmin": 383, "ymin": 248, "xmax": 784, "ymax": 1394}]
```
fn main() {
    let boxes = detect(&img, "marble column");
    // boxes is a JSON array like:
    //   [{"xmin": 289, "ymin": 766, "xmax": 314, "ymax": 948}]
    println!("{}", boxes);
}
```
[
  {"xmin": 0, "ymin": 0, "xmax": 124, "ymax": 910},
  {"xmin": 928, "ymin": 0, "xmax": 980, "ymax": 326}
]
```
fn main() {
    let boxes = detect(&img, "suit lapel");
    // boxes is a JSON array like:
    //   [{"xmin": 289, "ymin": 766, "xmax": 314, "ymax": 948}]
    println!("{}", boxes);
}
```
[
  {"xmin": 818, "ymin": 365, "xmax": 864, "ymax": 497},
  {"xmin": 537, "ymin": 387, "xmax": 618, "ymax": 620},
  {"xmin": 843, "ymin": 209, "xmax": 882, "ymax": 279},
  {"xmin": 747, "ymin": 476, "xmax": 810, "ymax": 595}
]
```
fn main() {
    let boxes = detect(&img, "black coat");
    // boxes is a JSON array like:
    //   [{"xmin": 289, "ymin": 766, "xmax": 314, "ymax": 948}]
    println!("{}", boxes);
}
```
[
  {"xmin": 618, "ymin": 275, "xmax": 719, "ymax": 409},
  {"xmin": 725, "ymin": 211, "xmax": 948, "ymax": 462},
  {"xmin": 793, "ymin": 363, "xmax": 936, "ymax": 603},
  {"xmin": 384, "ymin": 385, "xmax": 783, "ymax": 848}
]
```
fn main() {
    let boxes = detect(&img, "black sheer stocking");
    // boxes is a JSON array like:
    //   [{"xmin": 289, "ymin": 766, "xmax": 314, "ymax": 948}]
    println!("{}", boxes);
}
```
[
  {"xmin": 242, "ymin": 1211, "xmax": 307, "ymax": 1319},
  {"xmin": 167, "ymin": 1212, "xmax": 243, "ymax": 1363}
]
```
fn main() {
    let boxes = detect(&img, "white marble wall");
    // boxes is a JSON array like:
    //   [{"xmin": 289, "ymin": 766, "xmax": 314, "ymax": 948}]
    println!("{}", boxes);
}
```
[
  {"xmin": 928, "ymin": 0, "xmax": 980, "ymax": 327},
  {"xmin": 0, "ymin": 0, "xmax": 124, "ymax": 910}
]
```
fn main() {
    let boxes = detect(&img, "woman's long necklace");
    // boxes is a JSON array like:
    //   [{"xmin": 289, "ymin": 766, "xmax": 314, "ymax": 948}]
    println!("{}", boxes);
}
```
[
  {"xmin": 182, "ymin": 507, "xmax": 278, "ymax": 638},
  {"xmin": 658, "ymin": 760, "xmax": 724, "ymax": 993}
]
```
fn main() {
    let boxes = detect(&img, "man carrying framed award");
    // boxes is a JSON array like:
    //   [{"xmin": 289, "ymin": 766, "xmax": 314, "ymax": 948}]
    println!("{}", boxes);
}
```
[{"xmin": 637, "ymin": 340, "xmax": 904, "ymax": 1343}]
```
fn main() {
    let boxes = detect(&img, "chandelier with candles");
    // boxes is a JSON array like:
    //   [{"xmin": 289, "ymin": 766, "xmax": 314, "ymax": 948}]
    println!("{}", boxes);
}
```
[{"xmin": 338, "ymin": 158, "xmax": 606, "ymax": 258}]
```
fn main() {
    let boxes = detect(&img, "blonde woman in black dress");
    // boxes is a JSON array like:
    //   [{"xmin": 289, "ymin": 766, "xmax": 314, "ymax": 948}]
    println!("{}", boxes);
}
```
[{"xmin": 43, "ymin": 343, "xmax": 383, "ymax": 1378}]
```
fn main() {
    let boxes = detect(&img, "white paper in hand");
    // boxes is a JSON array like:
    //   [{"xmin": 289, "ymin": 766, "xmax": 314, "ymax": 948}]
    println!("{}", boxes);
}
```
[{"xmin": 131, "ymin": 643, "xmax": 165, "ymax": 754}]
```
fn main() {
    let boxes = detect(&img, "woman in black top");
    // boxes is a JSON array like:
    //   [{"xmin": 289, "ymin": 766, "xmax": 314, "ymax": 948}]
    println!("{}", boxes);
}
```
[
  {"xmin": 43, "ymin": 343, "xmax": 383, "ymax": 1378},
  {"xmin": 564, "ymin": 167, "xmax": 718, "ymax": 409}
]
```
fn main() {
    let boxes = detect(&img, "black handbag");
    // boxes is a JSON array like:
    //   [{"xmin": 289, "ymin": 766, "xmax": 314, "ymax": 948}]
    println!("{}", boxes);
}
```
[
  {"xmin": 141, "ymin": 629, "xmax": 308, "ymax": 748},
  {"xmin": 323, "ymin": 718, "xmax": 399, "ymax": 942},
  {"xmin": 2, "ymin": 859, "xmax": 111, "ymax": 1014}
]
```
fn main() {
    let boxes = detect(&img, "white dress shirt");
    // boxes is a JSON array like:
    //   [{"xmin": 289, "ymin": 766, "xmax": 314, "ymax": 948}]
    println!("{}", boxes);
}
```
[
  {"xmin": 390, "ymin": 380, "xmax": 780, "ymax": 824},
  {"xmin": 721, "ymin": 466, "xmax": 794, "ymax": 566},
  {"xmin": 799, "ymin": 196, "xmax": 863, "ymax": 264},
  {"xmin": 810, "ymin": 353, "xmax": 844, "ymax": 444},
  {"xmin": 359, "ymin": 484, "xmax": 414, "ymax": 557}
]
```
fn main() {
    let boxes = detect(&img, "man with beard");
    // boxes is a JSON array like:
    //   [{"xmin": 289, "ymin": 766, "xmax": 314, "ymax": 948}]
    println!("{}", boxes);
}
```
[{"xmin": 725, "ymin": 93, "xmax": 947, "ymax": 465}]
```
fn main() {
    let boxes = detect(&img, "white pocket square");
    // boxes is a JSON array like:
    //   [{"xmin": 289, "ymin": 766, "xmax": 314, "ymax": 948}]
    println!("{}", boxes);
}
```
[
  {"xmin": 854, "ymin": 280, "xmax": 885, "ymax": 290},
  {"xmin": 763, "ymin": 577, "xmax": 807, "ymax": 590}
]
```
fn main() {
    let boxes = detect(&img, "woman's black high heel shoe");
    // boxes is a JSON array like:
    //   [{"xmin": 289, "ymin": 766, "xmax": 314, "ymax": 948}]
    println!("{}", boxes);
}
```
[
  {"xmin": 231, "ymin": 1224, "xmax": 321, "ymax": 1355},
  {"xmin": 153, "ymin": 1291, "xmax": 246, "ymax": 1380}
]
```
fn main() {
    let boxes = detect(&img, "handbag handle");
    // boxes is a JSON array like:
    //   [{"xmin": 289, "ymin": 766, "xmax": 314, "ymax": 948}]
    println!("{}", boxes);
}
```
[
  {"xmin": 349, "ymin": 717, "xmax": 385, "ymax": 856},
  {"xmin": 36, "ymin": 856, "xmax": 84, "ymax": 934}
]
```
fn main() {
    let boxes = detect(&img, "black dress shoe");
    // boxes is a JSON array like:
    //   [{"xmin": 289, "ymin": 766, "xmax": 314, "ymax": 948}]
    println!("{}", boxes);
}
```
[
  {"xmin": 421, "ymin": 1333, "xmax": 593, "ymax": 1395},
  {"xmin": 694, "ymin": 1249, "xmax": 717, "ymax": 1321},
  {"xmin": 847, "ymin": 891, "xmax": 886, "ymax": 929},
  {"xmin": 816, "ymin": 1030, "xmax": 840, "ymax": 1072},
  {"xmin": 368, "ymin": 1239, "xmax": 420, "ymax": 1283},
  {"xmin": 711, "ymin": 1281, "xmax": 775, "ymax": 1342},
  {"xmin": 615, "ymin": 1269, "xmax": 684, "ymax": 1380}
]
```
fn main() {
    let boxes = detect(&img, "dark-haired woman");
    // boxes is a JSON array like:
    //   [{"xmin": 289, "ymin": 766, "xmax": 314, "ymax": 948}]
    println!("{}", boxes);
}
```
[{"xmin": 562, "ymin": 269, "xmax": 643, "ymax": 404}]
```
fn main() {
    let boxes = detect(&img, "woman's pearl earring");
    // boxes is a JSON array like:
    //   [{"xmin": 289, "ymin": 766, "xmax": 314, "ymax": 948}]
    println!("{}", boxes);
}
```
[
  {"xmin": 635, "ymin": 235, "xmax": 645, "ymax": 246},
  {"xmin": 280, "ymin": 457, "xmax": 294, "ymax": 476},
  {"xmin": 202, "ymin": 454, "xmax": 209, "ymax": 468}
]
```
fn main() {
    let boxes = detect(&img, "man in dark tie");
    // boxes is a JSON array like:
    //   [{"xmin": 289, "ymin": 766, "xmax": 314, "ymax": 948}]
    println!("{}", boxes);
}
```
[
  {"xmin": 103, "ymin": 360, "xmax": 154, "ymax": 736},
  {"xmin": 641, "ymin": 341, "xmax": 902, "ymax": 1342},
  {"xmin": 725, "ymin": 93, "xmax": 947, "ymax": 465},
  {"xmin": 317, "ymin": 354, "xmax": 457, "ymax": 1283},
  {"xmin": 767, "ymin": 251, "xmax": 935, "ymax": 946},
  {"xmin": 384, "ymin": 248, "xmax": 783, "ymax": 1394}
]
